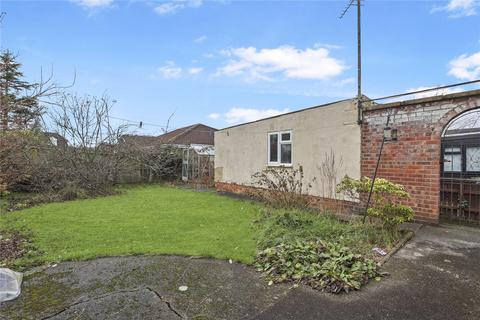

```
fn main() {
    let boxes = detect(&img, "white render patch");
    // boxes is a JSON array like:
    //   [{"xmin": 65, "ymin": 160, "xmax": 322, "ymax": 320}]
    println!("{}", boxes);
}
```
[
  {"xmin": 364, "ymin": 105, "xmax": 452, "ymax": 126},
  {"xmin": 365, "ymin": 94, "xmax": 480, "ymax": 128}
]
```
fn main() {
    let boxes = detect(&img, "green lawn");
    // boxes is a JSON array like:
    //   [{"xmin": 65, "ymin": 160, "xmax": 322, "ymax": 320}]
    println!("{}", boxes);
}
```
[
  {"xmin": 0, "ymin": 186, "xmax": 261, "ymax": 266},
  {"xmin": 1, "ymin": 185, "xmax": 401, "ymax": 271}
]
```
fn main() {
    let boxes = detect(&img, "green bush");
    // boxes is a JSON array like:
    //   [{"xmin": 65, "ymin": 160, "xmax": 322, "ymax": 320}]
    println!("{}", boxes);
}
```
[
  {"xmin": 336, "ymin": 176, "xmax": 414, "ymax": 232},
  {"xmin": 256, "ymin": 239, "xmax": 379, "ymax": 293}
]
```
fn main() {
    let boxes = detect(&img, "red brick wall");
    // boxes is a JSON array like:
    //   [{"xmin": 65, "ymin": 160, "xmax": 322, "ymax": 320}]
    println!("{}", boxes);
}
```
[
  {"xmin": 361, "ymin": 93, "xmax": 480, "ymax": 223},
  {"xmin": 216, "ymin": 182, "xmax": 361, "ymax": 216}
]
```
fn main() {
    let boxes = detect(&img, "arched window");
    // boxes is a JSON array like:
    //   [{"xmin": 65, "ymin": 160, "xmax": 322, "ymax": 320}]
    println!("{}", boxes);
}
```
[
  {"xmin": 443, "ymin": 108, "xmax": 480, "ymax": 137},
  {"xmin": 442, "ymin": 109, "xmax": 480, "ymax": 174},
  {"xmin": 440, "ymin": 108, "xmax": 480, "ymax": 224}
]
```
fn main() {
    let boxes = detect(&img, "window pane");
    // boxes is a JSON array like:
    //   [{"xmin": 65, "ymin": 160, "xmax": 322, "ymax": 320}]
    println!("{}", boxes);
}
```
[
  {"xmin": 280, "ymin": 143, "xmax": 291, "ymax": 164},
  {"xmin": 466, "ymin": 147, "xmax": 480, "ymax": 172},
  {"xmin": 443, "ymin": 153, "xmax": 461, "ymax": 172},
  {"xmin": 445, "ymin": 147, "xmax": 461, "ymax": 153},
  {"xmin": 269, "ymin": 134, "xmax": 278, "ymax": 162},
  {"xmin": 281, "ymin": 133, "xmax": 291, "ymax": 141},
  {"xmin": 444, "ymin": 109, "xmax": 480, "ymax": 137},
  {"xmin": 182, "ymin": 163, "xmax": 188, "ymax": 177}
]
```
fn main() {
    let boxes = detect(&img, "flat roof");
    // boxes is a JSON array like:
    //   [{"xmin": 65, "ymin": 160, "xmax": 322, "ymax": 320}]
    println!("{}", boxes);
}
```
[
  {"xmin": 217, "ymin": 98, "xmax": 352, "ymax": 131},
  {"xmin": 216, "ymin": 88, "xmax": 480, "ymax": 132}
]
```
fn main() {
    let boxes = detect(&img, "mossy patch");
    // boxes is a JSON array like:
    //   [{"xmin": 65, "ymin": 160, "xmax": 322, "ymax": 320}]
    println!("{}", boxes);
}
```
[{"xmin": 1, "ymin": 272, "xmax": 80, "ymax": 320}]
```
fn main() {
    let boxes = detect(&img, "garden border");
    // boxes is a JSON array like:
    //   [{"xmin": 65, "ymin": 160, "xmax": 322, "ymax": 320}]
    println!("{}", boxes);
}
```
[{"xmin": 378, "ymin": 223, "xmax": 422, "ymax": 266}]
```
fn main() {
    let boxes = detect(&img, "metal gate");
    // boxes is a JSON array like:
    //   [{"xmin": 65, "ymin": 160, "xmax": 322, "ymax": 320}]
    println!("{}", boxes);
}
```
[{"xmin": 440, "ymin": 109, "xmax": 480, "ymax": 225}]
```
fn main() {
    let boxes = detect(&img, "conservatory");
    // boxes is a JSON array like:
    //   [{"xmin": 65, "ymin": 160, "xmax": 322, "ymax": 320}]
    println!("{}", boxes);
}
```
[{"xmin": 181, "ymin": 145, "xmax": 215, "ymax": 185}]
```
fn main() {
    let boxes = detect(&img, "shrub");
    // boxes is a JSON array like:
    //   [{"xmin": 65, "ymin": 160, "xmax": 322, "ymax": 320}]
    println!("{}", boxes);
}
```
[
  {"xmin": 254, "ymin": 208, "xmax": 399, "ymax": 257},
  {"xmin": 256, "ymin": 239, "xmax": 379, "ymax": 293},
  {"xmin": 251, "ymin": 166, "xmax": 314, "ymax": 208},
  {"xmin": 131, "ymin": 144, "xmax": 182, "ymax": 183},
  {"xmin": 336, "ymin": 176, "xmax": 414, "ymax": 232},
  {"xmin": 0, "ymin": 130, "xmax": 48, "ymax": 192}
]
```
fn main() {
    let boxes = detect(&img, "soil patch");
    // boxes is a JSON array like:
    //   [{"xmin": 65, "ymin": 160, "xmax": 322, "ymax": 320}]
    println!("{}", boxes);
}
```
[{"xmin": 0, "ymin": 231, "xmax": 31, "ymax": 265}]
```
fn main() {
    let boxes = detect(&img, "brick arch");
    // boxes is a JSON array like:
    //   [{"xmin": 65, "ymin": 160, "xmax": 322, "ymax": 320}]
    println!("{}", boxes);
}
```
[
  {"xmin": 361, "ymin": 92, "xmax": 480, "ymax": 223},
  {"xmin": 436, "ymin": 103, "xmax": 480, "ymax": 136}
]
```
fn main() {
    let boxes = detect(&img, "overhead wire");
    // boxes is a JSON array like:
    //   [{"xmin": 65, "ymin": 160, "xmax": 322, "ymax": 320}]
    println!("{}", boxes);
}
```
[
  {"xmin": 367, "ymin": 79, "xmax": 480, "ymax": 102},
  {"xmin": 108, "ymin": 79, "xmax": 480, "ymax": 134}
]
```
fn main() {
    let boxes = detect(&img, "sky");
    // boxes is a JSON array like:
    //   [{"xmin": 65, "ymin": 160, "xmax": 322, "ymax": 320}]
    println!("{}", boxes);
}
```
[{"xmin": 1, "ymin": 0, "xmax": 480, "ymax": 134}]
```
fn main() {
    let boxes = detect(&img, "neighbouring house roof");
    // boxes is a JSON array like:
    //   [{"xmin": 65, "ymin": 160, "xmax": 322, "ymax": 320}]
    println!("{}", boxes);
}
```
[
  {"xmin": 157, "ymin": 123, "xmax": 217, "ymax": 145},
  {"xmin": 121, "ymin": 123, "xmax": 217, "ymax": 147}
]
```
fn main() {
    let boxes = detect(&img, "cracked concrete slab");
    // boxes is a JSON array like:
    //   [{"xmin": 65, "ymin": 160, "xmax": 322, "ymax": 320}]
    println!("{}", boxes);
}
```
[
  {"xmin": 0, "ymin": 256, "xmax": 289, "ymax": 320},
  {"xmin": 1, "ymin": 224, "xmax": 479, "ymax": 320},
  {"xmin": 42, "ymin": 288, "xmax": 182, "ymax": 320}
]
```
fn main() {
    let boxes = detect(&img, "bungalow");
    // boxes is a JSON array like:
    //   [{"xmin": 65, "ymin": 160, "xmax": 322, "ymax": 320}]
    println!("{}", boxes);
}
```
[{"xmin": 214, "ymin": 89, "xmax": 480, "ymax": 224}]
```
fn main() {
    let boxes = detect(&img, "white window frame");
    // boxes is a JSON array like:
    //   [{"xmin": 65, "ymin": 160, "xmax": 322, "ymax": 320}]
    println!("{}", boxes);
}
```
[{"xmin": 268, "ymin": 130, "xmax": 292, "ymax": 166}]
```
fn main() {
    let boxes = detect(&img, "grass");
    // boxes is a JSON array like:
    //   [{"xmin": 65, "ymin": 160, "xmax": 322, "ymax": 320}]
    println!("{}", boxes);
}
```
[
  {"xmin": 0, "ymin": 185, "xmax": 401, "ymax": 269},
  {"xmin": 0, "ymin": 185, "xmax": 261, "ymax": 266}
]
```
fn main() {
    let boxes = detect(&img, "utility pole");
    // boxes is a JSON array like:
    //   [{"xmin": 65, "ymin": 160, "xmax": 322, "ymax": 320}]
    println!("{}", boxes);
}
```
[
  {"xmin": 340, "ymin": 0, "xmax": 362, "ymax": 124},
  {"xmin": 357, "ymin": 0, "xmax": 362, "ymax": 124}
]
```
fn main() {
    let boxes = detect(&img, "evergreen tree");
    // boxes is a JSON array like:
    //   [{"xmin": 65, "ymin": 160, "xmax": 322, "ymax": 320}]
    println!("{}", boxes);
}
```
[{"xmin": 0, "ymin": 50, "xmax": 41, "ymax": 131}]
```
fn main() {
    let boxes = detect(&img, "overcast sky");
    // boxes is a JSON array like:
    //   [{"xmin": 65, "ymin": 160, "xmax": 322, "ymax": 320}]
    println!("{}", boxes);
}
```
[{"xmin": 2, "ymin": 0, "xmax": 480, "ymax": 134}]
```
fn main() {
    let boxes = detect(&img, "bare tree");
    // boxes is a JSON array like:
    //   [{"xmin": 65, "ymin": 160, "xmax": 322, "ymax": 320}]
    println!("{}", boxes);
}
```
[
  {"xmin": 46, "ymin": 93, "xmax": 182, "ymax": 190},
  {"xmin": 43, "ymin": 93, "xmax": 131, "ymax": 194},
  {"xmin": 317, "ymin": 149, "xmax": 344, "ymax": 200},
  {"xmin": 129, "ymin": 143, "xmax": 182, "ymax": 183}
]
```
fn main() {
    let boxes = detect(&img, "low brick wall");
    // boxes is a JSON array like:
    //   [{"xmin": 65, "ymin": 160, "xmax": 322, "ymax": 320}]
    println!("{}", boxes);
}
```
[{"xmin": 215, "ymin": 182, "xmax": 361, "ymax": 216}]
